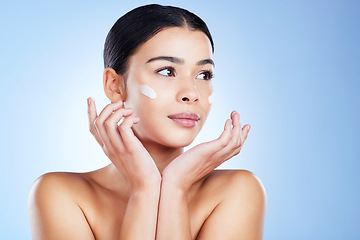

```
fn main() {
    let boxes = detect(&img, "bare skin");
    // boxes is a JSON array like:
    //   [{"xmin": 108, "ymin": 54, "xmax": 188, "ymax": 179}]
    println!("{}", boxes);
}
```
[{"xmin": 28, "ymin": 27, "xmax": 266, "ymax": 240}]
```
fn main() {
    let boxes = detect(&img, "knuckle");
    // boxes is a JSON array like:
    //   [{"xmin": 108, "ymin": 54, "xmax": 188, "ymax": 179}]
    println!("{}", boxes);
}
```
[
  {"xmin": 103, "ymin": 145, "xmax": 110, "ymax": 155},
  {"xmin": 104, "ymin": 120, "xmax": 112, "ymax": 129},
  {"xmin": 236, "ymin": 139, "xmax": 242, "ymax": 148},
  {"xmin": 118, "ymin": 123, "xmax": 129, "ymax": 133},
  {"xmin": 230, "ymin": 142, "xmax": 238, "ymax": 150},
  {"xmin": 105, "ymin": 102, "xmax": 115, "ymax": 110},
  {"xmin": 94, "ymin": 118, "xmax": 102, "ymax": 128},
  {"xmin": 112, "ymin": 146, "xmax": 123, "ymax": 155},
  {"xmin": 89, "ymin": 126, "xmax": 96, "ymax": 135},
  {"xmin": 126, "ymin": 146, "xmax": 135, "ymax": 154},
  {"xmin": 218, "ymin": 138, "xmax": 228, "ymax": 148},
  {"xmin": 118, "ymin": 124, "xmax": 125, "ymax": 132}
]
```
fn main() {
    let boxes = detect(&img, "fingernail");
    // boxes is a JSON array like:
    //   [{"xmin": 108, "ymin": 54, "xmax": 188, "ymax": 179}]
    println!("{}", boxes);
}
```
[{"xmin": 87, "ymin": 98, "xmax": 91, "ymax": 106}]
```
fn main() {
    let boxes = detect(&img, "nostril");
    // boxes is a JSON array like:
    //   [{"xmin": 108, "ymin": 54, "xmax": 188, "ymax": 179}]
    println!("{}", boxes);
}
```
[{"xmin": 182, "ymin": 97, "xmax": 189, "ymax": 102}]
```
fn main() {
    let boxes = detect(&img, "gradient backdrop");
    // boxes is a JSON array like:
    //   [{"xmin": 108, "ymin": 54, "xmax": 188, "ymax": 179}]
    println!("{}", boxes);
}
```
[{"xmin": 1, "ymin": 0, "xmax": 359, "ymax": 239}]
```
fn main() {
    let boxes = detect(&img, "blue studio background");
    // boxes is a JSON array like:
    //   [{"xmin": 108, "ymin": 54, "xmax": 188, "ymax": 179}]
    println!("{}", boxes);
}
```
[{"xmin": 1, "ymin": 0, "xmax": 359, "ymax": 239}]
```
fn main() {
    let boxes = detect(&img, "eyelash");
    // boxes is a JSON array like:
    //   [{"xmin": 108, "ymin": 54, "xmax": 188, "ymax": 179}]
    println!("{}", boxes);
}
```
[
  {"xmin": 156, "ymin": 67, "xmax": 214, "ymax": 81},
  {"xmin": 197, "ymin": 70, "xmax": 214, "ymax": 81},
  {"xmin": 156, "ymin": 66, "xmax": 176, "ymax": 77}
]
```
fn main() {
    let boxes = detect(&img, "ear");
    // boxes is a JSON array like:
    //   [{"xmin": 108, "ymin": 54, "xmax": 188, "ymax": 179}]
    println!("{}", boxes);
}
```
[{"xmin": 103, "ymin": 67, "xmax": 127, "ymax": 102}]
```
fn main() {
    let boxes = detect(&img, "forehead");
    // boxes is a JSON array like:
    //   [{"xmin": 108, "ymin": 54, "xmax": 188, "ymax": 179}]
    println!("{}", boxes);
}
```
[{"xmin": 129, "ymin": 27, "xmax": 213, "ymax": 64}]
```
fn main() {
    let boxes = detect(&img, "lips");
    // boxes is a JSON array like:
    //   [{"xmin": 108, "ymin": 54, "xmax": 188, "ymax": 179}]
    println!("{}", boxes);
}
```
[{"xmin": 168, "ymin": 112, "xmax": 200, "ymax": 128}]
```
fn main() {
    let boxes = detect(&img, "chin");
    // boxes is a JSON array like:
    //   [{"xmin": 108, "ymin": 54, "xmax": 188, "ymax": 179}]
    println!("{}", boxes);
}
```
[
  {"xmin": 133, "ymin": 122, "xmax": 203, "ymax": 148},
  {"xmin": 161, "ymin": 132, "xmax": 198, "ymax": 148},
  {"xmin": 167, "ymin": 139, "xmax": 194, "ymax": 148}
]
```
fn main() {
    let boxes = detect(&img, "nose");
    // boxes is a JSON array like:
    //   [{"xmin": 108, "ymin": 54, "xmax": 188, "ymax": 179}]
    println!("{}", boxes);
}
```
[{"xmin": 177, "ymin": 79, "xmax": 200, "ymax": 104}]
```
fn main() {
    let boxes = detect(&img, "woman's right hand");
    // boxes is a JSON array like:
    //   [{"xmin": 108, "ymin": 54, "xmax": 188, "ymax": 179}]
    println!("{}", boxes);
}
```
[{"xmin": 87, "ymin": 98, "xmax": 161, "ymax": 192}]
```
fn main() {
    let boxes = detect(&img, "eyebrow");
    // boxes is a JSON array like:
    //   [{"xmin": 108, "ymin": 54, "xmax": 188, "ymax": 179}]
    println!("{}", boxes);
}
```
[
  {"xmin": 197, "ymin": 59, "xmax": 215, "ymax": 67},
  {"xmin": 146, "ymin": 56, "xmax": 215, "ymax": 67}
]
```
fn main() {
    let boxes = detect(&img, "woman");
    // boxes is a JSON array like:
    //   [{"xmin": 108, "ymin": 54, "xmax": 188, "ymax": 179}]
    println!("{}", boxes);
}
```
[{"xmin": 28, "ymin": 4, "xmax": 266, "ymax": 240}]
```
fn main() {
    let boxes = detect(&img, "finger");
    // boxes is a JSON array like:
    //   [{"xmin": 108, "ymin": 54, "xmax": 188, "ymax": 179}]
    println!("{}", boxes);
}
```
[
  {"xmin": 87, "ymin": 98, "xmax": 103, "ymax": 146},
  {"xmin": 212, "ymin": 141, "xmax": 241, "ymax": 163},
  {"xmin": 106, "ymin": 107, "xmax": 134, "ymax": 125},
  {"xmin": 211, "ymin": 112, "xmax": 243, "ymax": 161},
  {"xmin": 87, "ymin": 98, "xmax": 98, "ymax": 122},
  {"xmin": 95, "ymin": 101, "xmax": 123, "ymax": 150},
  {"xmin": 224, "ymin": 148, "xmax": 241, "ymax": 161},
  {"xmin": 223, "ymin": 124, "xmax": 251, "ymax": 161},
  {"xmin": 97, "ymin": 100, "xmax": 123, "ymax": 119},
  {"xmin": 118, "ymin": 115, "xmax": 141, "ymax": 150},
  {"xmin": 207, "ymin": 118, "xmax": 232, "ymax": 151},
  {"xmin": 241, "ymin": 124, "xmax": 251, "ymax": 144},
  {"xmin": 105, "ymin": 108, "xmax": 135, "ymax": 151},
  {"xmin": 190, "ymin": 118, "xmax": 231, "ymax": 157},
  {"xmin": 227, "ymin": 111, "xmax": 242, "ymax": 149}
]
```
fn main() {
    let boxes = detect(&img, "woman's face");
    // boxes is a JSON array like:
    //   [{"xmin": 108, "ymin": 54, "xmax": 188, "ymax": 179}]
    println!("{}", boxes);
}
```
[{"xmin": 123, "ymin": 27, "xmax": 214, "ymax": 148}]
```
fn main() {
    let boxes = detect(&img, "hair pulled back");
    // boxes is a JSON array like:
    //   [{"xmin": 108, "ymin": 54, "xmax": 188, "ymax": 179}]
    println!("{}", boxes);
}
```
[{"xmin": 104, "ymin": 4, "xmax": 214, "ymax": 75}]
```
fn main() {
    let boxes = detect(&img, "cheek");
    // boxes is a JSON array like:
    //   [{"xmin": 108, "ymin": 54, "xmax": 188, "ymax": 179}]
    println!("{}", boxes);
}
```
[
  {"xmin": 197, "ymin": 83, "xmax": 213, "ymax": 126},
  {"xmin": 130, "ymin": 85, "xmax": 171, "ymax": 142},
  {"xmin": 197, "ymin": 81, "xmax": 214, "ymax": 106},
  {"xmin": 125, "ymin": 77, "xmax": 160, "ymax": 112},
  {"xmin": 139, "ymin": 84, "xmax": 157, "ymax": 99},
  {"xmin": 208, "ymin": 91, "xmax": 215, "ymax": 104},
  {"xmin": 137, "ymin": 82, "xmax": 172, "ymax": 105},
  {"xmin": 133, "ymin": 83, "xmax": 169, "ymax": 117}
]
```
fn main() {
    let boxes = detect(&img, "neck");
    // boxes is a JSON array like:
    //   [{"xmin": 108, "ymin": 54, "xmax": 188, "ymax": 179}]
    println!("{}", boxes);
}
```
[
  {"xmin": 141, "ymin": 141, "xmax": 184, "ymax": 174},
  {"xmin": 102, "ymin": 142, "xmax": 183, "ymax": 192}
]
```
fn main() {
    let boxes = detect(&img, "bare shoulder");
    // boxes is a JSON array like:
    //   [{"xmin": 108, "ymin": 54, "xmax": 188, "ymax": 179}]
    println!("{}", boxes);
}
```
[
  {"xmin": 30, "ymin": 171, "xmax": 91, "ymax": 192},
  {"xmin": 202, "ymin": 169, "xmax": 266, "ymax": 200},
  {"xmin": 196, "ymin": 170, "xmax": 266, "ymax": 240},
  {"xmin": 28, "ymin": 171, "xmax": 93, "ymax": 207},
  {"xmin": 28, "ymin": 172, "xmax": 95, "ymax": 239}
]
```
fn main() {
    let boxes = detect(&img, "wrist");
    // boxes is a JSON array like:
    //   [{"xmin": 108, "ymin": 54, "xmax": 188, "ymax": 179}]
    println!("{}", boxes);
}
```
[
  {"xmin": 161, "ymin": 171, "xmax": 190, "ymax": 194},
  {"xmin": 129, "ymin": 178, "xmax": 161, "ymax": 196},
  {"xmin": 130, "ymin": 186, "xmax": 160, "ymax": 198}
]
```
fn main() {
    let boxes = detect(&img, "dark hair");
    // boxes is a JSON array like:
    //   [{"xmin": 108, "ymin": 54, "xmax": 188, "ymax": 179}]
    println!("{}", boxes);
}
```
[{"xmin": 104, "ymin": 4, "xmax": 214, "ymax": 76}]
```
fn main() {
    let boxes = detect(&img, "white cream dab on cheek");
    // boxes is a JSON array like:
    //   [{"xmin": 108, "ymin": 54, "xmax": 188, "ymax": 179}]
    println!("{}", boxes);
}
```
[
  {"xmin": 139, "ymin": 84, "xmax": 157, "ymax": 99},
  {"xmin": 208, "ymin": 92, "xmax": 215, "ymax": 104}
]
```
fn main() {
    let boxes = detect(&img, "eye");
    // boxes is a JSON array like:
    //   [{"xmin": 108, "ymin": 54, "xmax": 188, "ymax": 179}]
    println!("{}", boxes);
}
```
[
  {"xmin": 196, "ymin": 71, "xmax": 214, "ymax": 80},
  {"xmin": 157, "ymin": 67, "xmax": 176, "ymax": 77}
]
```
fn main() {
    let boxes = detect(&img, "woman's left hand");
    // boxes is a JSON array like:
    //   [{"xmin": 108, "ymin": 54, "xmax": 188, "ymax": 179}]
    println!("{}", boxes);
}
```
[{"xmin": 162, "ymin": 111, "xmax": 251, "ymax": 192}]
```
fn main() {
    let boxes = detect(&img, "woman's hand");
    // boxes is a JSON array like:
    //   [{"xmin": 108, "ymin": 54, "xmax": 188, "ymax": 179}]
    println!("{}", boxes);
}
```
[
  {"xmin": 87, "ymin": 98, "xmax": 161, "ymax": 192},
  {"xmin": 162, "ymin": 111, "xmax": 251, "ymax": 192}
]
